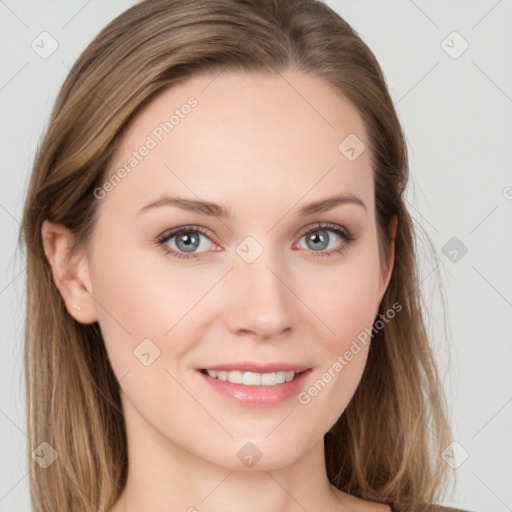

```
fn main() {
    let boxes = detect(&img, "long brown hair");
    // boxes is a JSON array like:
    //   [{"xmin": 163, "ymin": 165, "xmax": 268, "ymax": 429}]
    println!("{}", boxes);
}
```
[{"xmin": 19, "ymin": 1, "xmax": 453, "ymax": 510}]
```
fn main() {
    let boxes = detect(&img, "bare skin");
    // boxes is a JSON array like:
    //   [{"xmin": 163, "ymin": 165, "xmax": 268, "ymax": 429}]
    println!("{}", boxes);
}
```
[{"xmin": 43, "ymin": 69, "xmax": 396, "ymax": 512}]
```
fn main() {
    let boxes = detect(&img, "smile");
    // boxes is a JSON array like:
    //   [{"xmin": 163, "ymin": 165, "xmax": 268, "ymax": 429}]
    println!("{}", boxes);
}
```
[{"xmin": 197, "ymin": 364, "xmax": 312, "ymax": 406}]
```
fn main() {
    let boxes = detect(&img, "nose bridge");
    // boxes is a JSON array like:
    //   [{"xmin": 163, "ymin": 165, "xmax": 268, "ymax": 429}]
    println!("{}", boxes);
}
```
[{"xmin": 223, "ymin": 239, "xmax": 294, "ymax": 338}]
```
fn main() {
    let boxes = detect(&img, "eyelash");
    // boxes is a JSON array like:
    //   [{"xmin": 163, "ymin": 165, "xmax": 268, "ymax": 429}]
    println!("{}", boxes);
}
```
[{"xmin": 156, "ymin": 222, "xmax": 356, "ymax": 260}]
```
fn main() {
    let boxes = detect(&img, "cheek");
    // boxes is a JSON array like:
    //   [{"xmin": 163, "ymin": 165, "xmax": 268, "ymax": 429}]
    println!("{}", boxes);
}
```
[
  {"xmin": 87, "ymin": 232, "xmax": 220, "ymax": 371},
  {"xmin": 303, "ymin": 244, "xmax": 382, "ymax": 351},
  {"xmin": 293, "ymin": 237, "xmax": 381, "ymax": 419},
  {"xmin": 295, "ymin": 270, "xmax": 377, "ymax": 434}
]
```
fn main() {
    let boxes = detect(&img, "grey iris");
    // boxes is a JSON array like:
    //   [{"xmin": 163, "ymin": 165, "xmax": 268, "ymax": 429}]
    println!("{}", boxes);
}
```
[
  {"xmin": 306, "ymin": 230, "xmax": 329, "ymax": 251},
  {"xmin": 176, "ymin": 232, "xmax": 200, "ymax": 252}
]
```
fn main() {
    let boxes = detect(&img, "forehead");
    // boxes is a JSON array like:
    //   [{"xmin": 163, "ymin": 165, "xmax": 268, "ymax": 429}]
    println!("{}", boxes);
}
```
[{"xmin": 100, "ymin": 70, "xmax": 373, "ymax": 217}]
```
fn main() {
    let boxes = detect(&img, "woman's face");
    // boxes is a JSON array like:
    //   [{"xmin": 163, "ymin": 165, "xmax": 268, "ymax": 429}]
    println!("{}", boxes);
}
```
[{"xmin": 80, "ymin": 70, "xmax": 395, "ymax": 470}]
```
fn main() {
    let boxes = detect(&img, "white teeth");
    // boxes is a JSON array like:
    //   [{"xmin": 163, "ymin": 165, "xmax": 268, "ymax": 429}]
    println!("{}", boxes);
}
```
[
  {"xmin": 206, "ymin": 369, "xmax": 298, "ymax": 386},
  {"xmin": 260, "ymin": 372, "xmax": 276, "ymax": 386},
  {"xmin": 276, "ymin": 371, "xmax": 286, "ymax": 384},
  {"xmin": 229, "ymin": 370, "xmax": 243, "ymax": 384},
  {"xmin": 243, "ymin": 371, "xmax": 261, "ymax": 386}
]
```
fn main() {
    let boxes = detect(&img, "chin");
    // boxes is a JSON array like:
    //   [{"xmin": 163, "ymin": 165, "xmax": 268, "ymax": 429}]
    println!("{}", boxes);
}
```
[{"xmin": 201, "ymin": 431, "xmax": 317, "ymax": 472}]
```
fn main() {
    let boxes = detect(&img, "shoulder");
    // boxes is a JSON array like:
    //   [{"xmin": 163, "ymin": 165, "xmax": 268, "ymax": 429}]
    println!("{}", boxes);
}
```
[
  {"xmin": 334, "ymin": 492, "xmax": 473, "ymax": 512},
  {"xmin": 391, "ymin": 503, "xmax": 474, "ymax": 512}
]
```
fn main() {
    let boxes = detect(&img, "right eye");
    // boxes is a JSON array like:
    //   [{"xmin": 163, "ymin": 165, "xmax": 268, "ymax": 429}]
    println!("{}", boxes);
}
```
[{"xmin": 156, "ymin": 225, "xmax": 220, "ymax": 260}]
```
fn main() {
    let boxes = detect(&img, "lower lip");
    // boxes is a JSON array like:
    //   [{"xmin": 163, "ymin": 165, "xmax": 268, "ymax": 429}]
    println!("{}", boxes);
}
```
[{"xmin": 198, "ymin": 370, "xmax": 311, "ymax": 406}]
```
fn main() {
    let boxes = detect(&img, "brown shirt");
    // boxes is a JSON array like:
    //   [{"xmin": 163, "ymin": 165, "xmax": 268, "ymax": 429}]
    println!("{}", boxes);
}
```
[{"xmin": 390, "ymin": 504, "xmax": 471, "ymax": 512}]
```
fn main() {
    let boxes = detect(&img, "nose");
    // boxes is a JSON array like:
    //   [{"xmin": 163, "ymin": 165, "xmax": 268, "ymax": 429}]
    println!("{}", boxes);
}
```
[{"xmin": 222, "ymin": 250, "xmax": 296, "ymax": 340}]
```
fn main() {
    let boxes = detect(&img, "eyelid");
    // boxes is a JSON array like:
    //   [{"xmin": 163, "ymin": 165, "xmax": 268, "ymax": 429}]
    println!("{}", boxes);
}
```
[
  {"xmin": 295, "ymin": 221, "xmax": 351, "ymax": 240},
  {"xmin": 157, "ymin": 224, "xmax": 219, "ymax": 245}
]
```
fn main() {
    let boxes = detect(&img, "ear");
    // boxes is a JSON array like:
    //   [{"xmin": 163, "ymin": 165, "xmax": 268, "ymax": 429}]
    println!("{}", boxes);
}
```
[
  {"xmin": 41, "ymin": 220, "xmax": 98, "ymax": 324},
  {"xmin": 377, "ymin": 214, "xmax": 398, "ymax": 304}
]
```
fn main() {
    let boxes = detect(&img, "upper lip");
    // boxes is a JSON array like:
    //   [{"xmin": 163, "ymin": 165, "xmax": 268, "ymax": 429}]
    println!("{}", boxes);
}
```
[{"xmin": 199, "ymin": 362, "xmax": 311, "ymax": 373}]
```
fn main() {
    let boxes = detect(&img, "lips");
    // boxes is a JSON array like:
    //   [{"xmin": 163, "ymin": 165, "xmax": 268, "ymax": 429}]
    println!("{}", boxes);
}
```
[{"xmin": 197, "ymin": 362, "xmax": 312, "ymax": 406}]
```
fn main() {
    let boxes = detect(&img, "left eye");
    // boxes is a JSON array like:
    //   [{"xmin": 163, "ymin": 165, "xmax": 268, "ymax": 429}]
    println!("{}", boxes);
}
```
[{"xmin": 296, "ymin": 227, "xmax": 344, "ymax": 252}]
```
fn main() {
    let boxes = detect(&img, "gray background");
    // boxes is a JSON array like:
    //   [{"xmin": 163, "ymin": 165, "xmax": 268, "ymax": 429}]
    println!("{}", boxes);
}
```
[{"xmin": 1, "ymin": 1, "xmax": 511, "ymax": 510}]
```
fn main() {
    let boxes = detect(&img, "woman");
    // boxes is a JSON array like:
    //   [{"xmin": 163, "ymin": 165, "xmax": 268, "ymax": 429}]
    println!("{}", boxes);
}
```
[{"xmin": 19, "ymin": 0, "xmax": 468, "ymax": 511}]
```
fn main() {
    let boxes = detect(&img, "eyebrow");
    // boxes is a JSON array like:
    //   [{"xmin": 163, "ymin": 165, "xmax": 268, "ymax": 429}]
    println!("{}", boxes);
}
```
[{"xmin": 138, "ymin": 193, "xmax": 367, "ymax": 218}]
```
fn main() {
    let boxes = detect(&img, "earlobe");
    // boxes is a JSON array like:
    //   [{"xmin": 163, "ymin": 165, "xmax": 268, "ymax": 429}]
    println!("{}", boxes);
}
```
[{"xmin": 41, "ymin": 220, "xmax": 98, "ymax": 324}]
